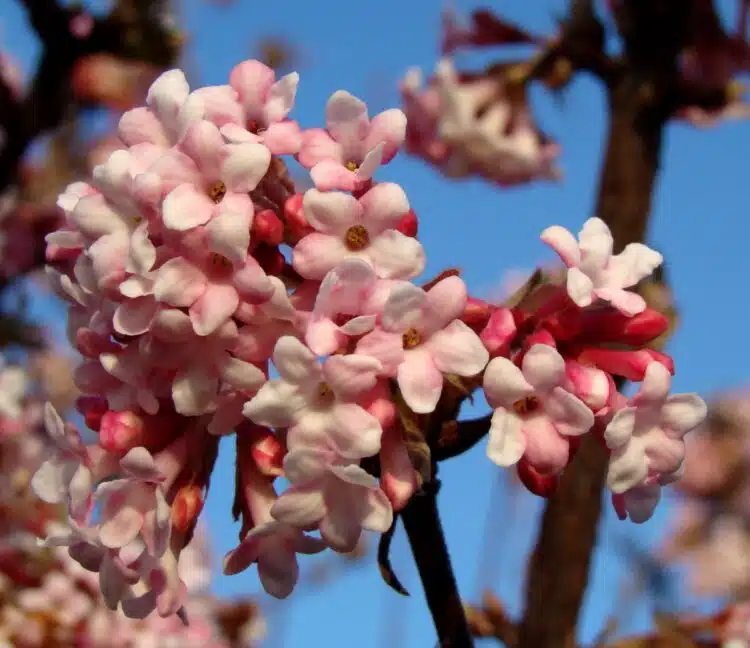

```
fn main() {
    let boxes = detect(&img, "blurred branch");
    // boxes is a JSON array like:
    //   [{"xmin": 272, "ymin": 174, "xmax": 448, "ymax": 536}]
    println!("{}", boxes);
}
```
[
  {"xmin": 516, "ymin": 3, "xmax": 697, "ymax": 648},
  {"xmin": 435, "ymin": 415, "xmax": 492, "ymax": 461},
  {"xmin": 465, "ymin": 591, "xmax": 518, "ymax": 647},
  {"xmin": 0, "ymin": 0, "xmax": 180, "ymax": 192}
]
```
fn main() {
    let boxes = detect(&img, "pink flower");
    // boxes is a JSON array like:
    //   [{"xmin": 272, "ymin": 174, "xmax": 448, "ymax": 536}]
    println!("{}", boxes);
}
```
[
  {"xmin": 604, "ymin": 361, "xmax": 707, "ymax": 493},
  {"xmin": 611, "ymin": 467, "xmax": 683, "ymax": 524},
  {"xmin": 244, "ymin": 336, "xmax": 384, "ymax": 459},
  {"xmin": 226, "ymin": 59, "xmax": 302, "ymax": 155},
  {"xmin": 153, "ymin": 250, "xmax": 273, "ymax": 337},
  {"xmin": 356, "ymin": 276, "xmax": 489, "ymax": 413},
  {"xmin": 297, "ymin": 90, "xmax": 406, "ymax": 191},
  {"xmin": 541, "ymin": 217, "xmax": 663, "ymax": 316},
  {"xmin": 272, "ymin": 444, "xmax": 393, "ymax": 552},
  {"xmin": 482, "ymin": 344, "xmax": 594, "ymax": 475},
  {"xmin": 31, "ymin": 404, "xmax": 96, "ymax": 521},
  {"xmin": 158, "ymin": 119, "xmax": 271, "ymax": 234},
  {"xmin": 292, "ymin": 184, "xmax": 424, "ymax": 281}
]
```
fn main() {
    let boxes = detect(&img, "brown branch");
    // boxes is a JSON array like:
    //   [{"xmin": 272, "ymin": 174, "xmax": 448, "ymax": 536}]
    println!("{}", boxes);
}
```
[
  {"xmin": 516, "ymin": 3, "xmax": 697, "ymax": 648},
  {"xmin": 465, "ymin": 591, "xmax": 518, "ymax": 647},
  {"xmin": 435, "ymin": 415, "xmax": 492, "ymax": 461},
  {"xmin": 401, "ymin": 479, "xmax": 474, "ymax": 648},
  {"xmin": 0, "ymin": 0, "xmax": 179, "ymax": 192}
]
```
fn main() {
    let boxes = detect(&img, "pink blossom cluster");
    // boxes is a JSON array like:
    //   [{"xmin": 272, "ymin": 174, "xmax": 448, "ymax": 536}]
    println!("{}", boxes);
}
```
[
  {"xmin": 35, "ymin": 58, "xmax": 707, "ymax": 616},
  {"xmin": 0, "ymin": 357, "xmax": 264, "ymax": 647}
]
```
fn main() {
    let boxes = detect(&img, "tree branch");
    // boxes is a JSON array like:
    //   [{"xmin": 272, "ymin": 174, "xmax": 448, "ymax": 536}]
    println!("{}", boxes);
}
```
[
  {"xmin": 516, "ymin": 3, "xmax": 696, "ymax": 648},
  {"xmin": 402, "ymin": 480, "xmax": 474, "ymax": 648},
  {"xmin": 435, "ymin": 415, "xmax": 492, "ymax": 461},
  {"xmin": 0, "ymin": 0, "xmax": 179, "ymax": 192}
]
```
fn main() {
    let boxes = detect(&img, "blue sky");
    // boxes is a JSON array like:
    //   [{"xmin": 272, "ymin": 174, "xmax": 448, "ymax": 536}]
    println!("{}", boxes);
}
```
[{"xmin": 3, "ymin": 0, "xmax": 750, "ymax": 646}]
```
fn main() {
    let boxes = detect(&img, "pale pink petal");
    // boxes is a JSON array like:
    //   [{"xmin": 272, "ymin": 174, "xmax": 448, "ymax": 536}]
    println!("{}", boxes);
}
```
[
  {"xmin": 120, "ymin": 447, "xmax": 162, "ymax": 482},
  {"xmin": 358, "ymin": 182, "xmax": 409, "ymax": 233},
  {"xmin": 483, "ymin": 357, "xmax": 534, "ymax": 408},
  {"xmin": 540, "ymin": 225, "xmax": 581, "ymax": 267},
  {"xmin": 243, "ymin": 380, "xmax": 308, "ymax": 428},
  {"xmin": 221, "ymin": 142, "xmax": 271, "ymax": 192},
  {"xmin": 636, "ymin": 362, "xmax": 671, "ymax": 404},
  {"xmin": 118, "ymin": 107, "xmax": 169, "ymax": 147},
  {"xmin": 660, "ymin": 394, "xmax": 707, "ymax": 435},
  {"xmin": 326, "ymin": 90, "xmax": 369, "ymax": 153},
  {"xmin": 67, "ymin": 465, "xmax": 93, "ymax": 521},
  {"xmin": 328, "ymin": 404, "xmax": 382, "ymax": 458},
  {"xmin": 297, "ymin": 128, "xmax": 343, "ymax": 168},
  {"xmin": 153, "ymin": 257, "xmax": 207, "ymax": 307},
  {"xmin": 486, "ymin": 409, "xmax": 526, "ymax": 466},
  {"xmin": 329, "ymin": 464, "xmax": 380, "ymax": 488},
  {"xmin": 31, "ymin": 461, "xmax": 65, "ymax": 503},
  {"xmin": 265, "ymin": 72, "xmax": 299, "ymax": 122},
  {"xmin": 99, "ymin": 505, "xmax": 145, "ymax": 549},
  {"xmin": 146, "ymin": 149, "xmax": 201, "ymax": 192},
  {"xmin": 607, "ymin": 443, "xmax": 648, "ymax": 494},
  {"xmin": 621, "ymin": 484, "xmax": 661, "ymax": 524},
  {"xmin": 128, "ymin": 221, "xmax": 156, "ymax": 274},
  {"xmin": 381, "ymin": 282, "xmax": 427, "ymax": 332},
  {"xmin": 292, "ymin": 233, "xmax": 350, "ymax": 280},
  {"xmin": 71, "ymin": 194, "xmax": 127, "ymax": 238},
  {"xmin": 566, "ymin": 267, "xmax": 594, "ymax": 307},
  {"xmin": 162, "ymin": 184, "xmax": 215, "ymax": 231},
  {"xmin": 310, "ymin": 160, "xmax": 359, "ymax": 192},
  {"xmin": 180, "ymin": 120, "xmax": 224, "ymax": 177},
  {"xmin": 314, "ymin": 257, "xmax": 378, "ymax": 315},
  {"xmin": 233, "ymin": 256, "xmax": 274, "ymax": 302},
  {"xmin": 189, "ymin": 282, "xmax": 240, "ymax": 336},
  {"xmin": 305, "ymin": 316, "xmax": 342, "ymax": 356},
  {"xmin": 262, "ymin": 121, "xmax": 302, "ymax": 155},
  {"xmin": 223, "ymin": 534, "xmax": 262, "ymax": 575},
  {"xmin": 113, "ymin": 298, "xmax": 158, "ymax": 336},
  {"xmin": 603, "ymin": 407, "xmax": 636, "ymax": 449},
  {"xmin": 271, "ymin": 488, "xmax": 326, "ymax": 526},
  {"xmin": 397, "ymin": 348, "xmax": 443, "ymax": 414},
  {"xmin": 578, "ymin": 217, "xmax": 613, "ymax": 275},
  {"xmin": 522, "ymin": 344, "xmax": 566, "ymax": 391},
  {"xmin": 206, "ymin": 206, "xmax": 251, "ymax": 265},
  {"xmin": 320, "ymin": 502, "xmax": 361, "ymax": 552},
  {"xmin": 542, "ymin": 387, "xmax": 594, "ymax": 436},
  {"xmin": 151, "ymin": 308, "xmax": 193, "ymax": 341},
  {"xmin": 379, "ymin": 425, "xmax": 417, "ymax": 511},
  {"xmin": 172, "ymin": 365, "xmax": 218, "ymax": 415},
  {"xmin": 359, "ymin": 488, "xmax": 394, "ymax": 533},
  {"xmin": 601, "ymin": 287, "xmax": 646, "ymax": 316},
  {"xmin": 324, "ymin": 354, "xmax": 382, "ymax": 400},
  {"xmin": 354, "ymin": 329, "xmax": 405, "ymax": 375},
  {"xmin": 426, "ymin": 320, "xmax": 489, "ymax": 376},
  {"xmin": 522, "ymin": 415, "xmax": 571, "ymax": 475},
  {"xmin": 610, "ymin": 242, "xmax": 663, "ymax": 288},
  {"xmin": 179, "ymin": 85, "xmax": 243, "ymax": 131},
  {"xmin": 355, "ymin": 144, "xmax": 382, "ymax": 180},
  {"xmin": 229, "ymin": 60, "xmax": 275, "ymax": 113},
  {"xmin": 644, "ymin": 434, "xmax": 685, "ymax": 474},
  {"xmin": 367, "ymin": 230, "xmax": 426, "ymax": 280},
  {"xmin": 217, "ymin": 354, "xmax": 266, "ymax": 392},
  {"xmin": 340, "ymin": 315, "xmax": 376, "ymax": 335},
  {"xmin": 424, "ymin": 276, "xmax": 467, "ymax": 331},
  {"xmin": 258, "ymin": 546, "xmax": 299, "ymax": 599},
  {"xmin": 283, "ymin": 446, "xmax": 329, "ymax": 482},
  {"xmin": 146, "ymin": 69, "xmax": 189, "ymax": 135},
  {"xmin": 220, "ymin": 123, "xmax": 258, "ymax": 143},
  {"xmin": 272, "ymin": 336, "xmax": 321, "ymax": 384},
  {"xmin": 365, "ymin": 109, "xmax": 406, "ymax": 163},
  {"xmin": 302, "ymin": 189, "xmax": 361, "ymax": 234}
]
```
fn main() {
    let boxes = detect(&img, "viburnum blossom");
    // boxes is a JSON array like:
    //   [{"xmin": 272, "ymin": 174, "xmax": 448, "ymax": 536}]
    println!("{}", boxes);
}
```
[
  {"xmin": 32, "ymin": 55, "xmax": 708, "ymax": 616},
  {"xmin": 541, "ymin": 217, "xmax": 664, "ymax": 316}
]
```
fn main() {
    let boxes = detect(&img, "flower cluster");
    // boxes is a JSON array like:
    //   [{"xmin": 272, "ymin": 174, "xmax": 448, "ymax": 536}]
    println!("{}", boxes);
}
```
[
  {"xmin": 0, "ymin": 356, "xmax": 264, "ymax": 647},
  {"xmin": 35, "ymin": 58, "xmax": 707, "ymax": 617}
]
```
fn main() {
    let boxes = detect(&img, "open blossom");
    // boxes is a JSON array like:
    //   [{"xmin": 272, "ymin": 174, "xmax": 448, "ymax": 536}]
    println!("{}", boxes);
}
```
[
  {"xmin": 356, "ymin": 275, "xmax": 489, "ymax": 414},
  {"xmin": 292, "ymin": 184, "xmax": 424, "ymax": 281},
  {"xmin": 604, "ymin": 361, "xmax": 707, "ymax": 493},
  {"xmin": 273, "ymin": 444, "xmax": 393, "ymax": 552},
  {"xmin": 297, "ymin": 90, "xmax": 406, "ymax": 191},
  {"xmin": 482, "ymin": 344, "xmax": 594, "ymax": 475},
  {"xmin": 541, "ymin": 217, "xmax": 663, "ymax": 316},
  {"xmin": 244, "ymin": 336, "xmax": 383, "ymax": 458}
]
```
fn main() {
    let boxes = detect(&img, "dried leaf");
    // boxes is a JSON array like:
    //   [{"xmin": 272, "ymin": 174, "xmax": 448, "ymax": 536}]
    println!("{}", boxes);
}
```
[
  {"xmin": 377, "ymin": 515, "xmax": 409, "ymax": 596},
  {"xmin": 421, "ymin": 267, "xmax": 461, "ymax": 292}
]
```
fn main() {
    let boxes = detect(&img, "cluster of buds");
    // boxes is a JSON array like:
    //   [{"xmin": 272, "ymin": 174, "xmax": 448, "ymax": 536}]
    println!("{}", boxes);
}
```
[
  {"xmin": 0, "ymin": 356, "xmax": 264, "ymax": 646},
  {"xmin": 34, "ymin": 57, "xmax": 706, "ymax": 618}
]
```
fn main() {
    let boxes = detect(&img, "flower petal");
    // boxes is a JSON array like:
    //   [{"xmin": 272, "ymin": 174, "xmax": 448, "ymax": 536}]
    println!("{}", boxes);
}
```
[
  {"xmin": 427, "ymin": 320, "xmax": 489, "ymax": 376},
  {"xmin": 189, "ymin": 282, "xmax": 239, "ymax": 336},
  {"xmin": 486, "ymin": 409, "xmax": 526, "ymax": 467},
  {"xmin": 483, "ymin": 357, "xmax": 533, "ymax": 408},
  {"xmin": 522, "ymin": 344, "xmax": 565, "ymax": 391},
  {"xmin": 367, "ymin": 230, "xmax": 426, "ymax": 280},
  {"xmin": 271, "ymin": 488, "xmax": 326, "ymax": 526},
  {"xmin": 221, "ymin": 142, "xmax": 271, "ymax": 193},
  {"xmin": 540, "ymin": 225, "xmax": 580, "ymax": 267},
  {"xmin": 302, "ymin": 189, "xmax": 360, "ymax": 234},
  {"xmin": 272, "ymin": 336, "xmax": 320, "ymax": 384},
  {"xmin": 323, "ymin": 353, "xmax": 382, "ymax": 400},
  {"xmin": 397, "ymin": 348, "xmax": 443, "ymax": 414}
]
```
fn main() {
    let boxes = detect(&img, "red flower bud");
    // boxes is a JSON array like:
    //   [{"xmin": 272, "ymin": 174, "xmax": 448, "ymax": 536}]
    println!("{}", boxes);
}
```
[
  {"xmin": 252, "ymin": 209, "xmax": 284, "ymax": 246},
  {"xmin": 76, "ymin": 396, "xmax": 108, "ymax": 432},
  {"xmin": 253, "ymin": 244, "xmax": 285, "ymax": 276},
  {"xmin": 171, "ymin": 484, "xmax": 205, "ymax": 533},
  {"xmin": 99, "ymin": 410, "xmax": 180, "ymax": 457},
  {"xmin": 576, "ymin": 348, "xmax": 674, "ymax": 381},
  {"xmin": 480, "ymin": 308, "xmax": 516, "ymax": 358},
  {"xmin": 462, "ymin": 296, "xmax": 493, "ymax": 332},
  {"xmin": 396, "ymin": 209, "xmax": 418, "ymax": 237},
  {"xmin": 517, "ymin": 458, "xmax": 560, "ymax": 498},
  {"xmin": 577, "ymin": 308, "xmax": 669, "ymax": 346},
  {"xmin": 283, "ymin": 193, "xmax": 312, "ymax": 243}
]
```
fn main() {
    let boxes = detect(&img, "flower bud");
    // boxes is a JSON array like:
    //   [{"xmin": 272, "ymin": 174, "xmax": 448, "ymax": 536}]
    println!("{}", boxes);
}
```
[
  {"xmin": 462, "ymin": 297, "xmax": 493, "ymax": 333},
  {"xmin": 565, "ymin": 359, "xmax": 612, "ymax": 413},
  {"xmin": 251, "ymin": 209, "xmax": 284, "ymax": 246},
  {"xmin": 75, "ymin": 396, "xmax": 108, "ymax": 431},
  {"xmin": 238, "ymin": 423, "xmax": 284, "ymax": 477},
  {"xmin": 253, "ymin": 244, "xmax": 285, "ymax": 276},
  {"xmin": 576, "ymin": 348, "xmax": 674, "ymax": 382},
  {"xmin": 283, "ymin": 193, "xmax": 312, "ymax": 243},
  {"xmin": 517, "ymin": 458, "xmax": 559, "ymax": 498},
  {"xmin": 99, "ymin": 410, "xmax": 180, "ymax": 457},
  {"xmin": 577, "ymin": 308, "xmax": 669, "ymax": 346},
  {"xmin": 396, "ymin": 208, "xmax": 418, "ymax": 237},
  {"xmin": 480, "ymin": 308, "xmax": 516, "ymax": 358},
  {"xmin": 380, "ymin": 424, "xmax": 417, "ymax": 512},
  {"xmin": 171, "ymin": 484, "xmax": 205, "ymax": 533}
]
